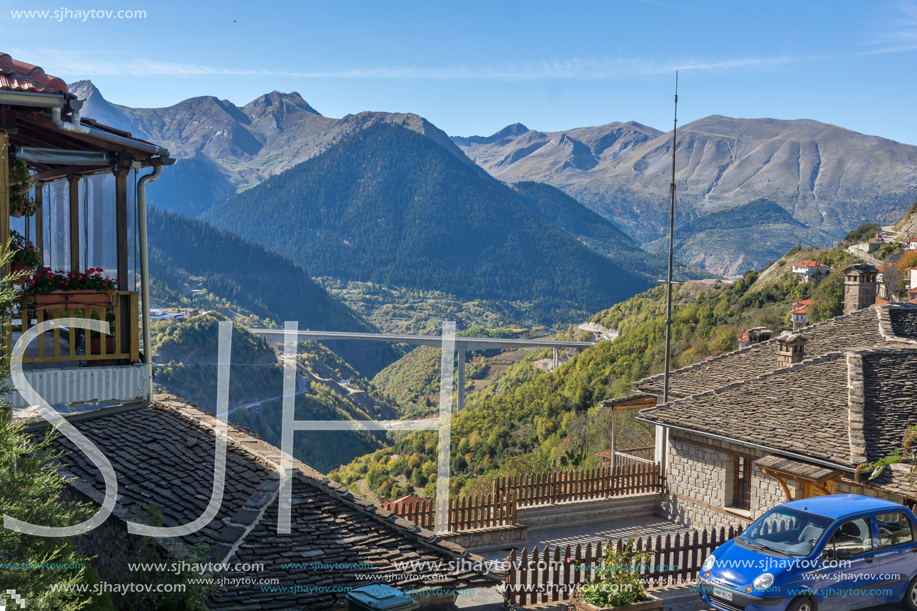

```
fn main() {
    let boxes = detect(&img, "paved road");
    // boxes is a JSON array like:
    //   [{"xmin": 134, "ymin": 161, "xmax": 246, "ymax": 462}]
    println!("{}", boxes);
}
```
[{"xmin": 226, "ymin": 374, "xmax": 308, "ymax": 415}]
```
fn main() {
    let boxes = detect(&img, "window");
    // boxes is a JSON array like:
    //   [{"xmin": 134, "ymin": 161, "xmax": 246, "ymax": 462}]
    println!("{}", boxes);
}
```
[
  {"xmin": 876, "ymin": 512, "xmax": 915, "ymax": 548},
  {"xmin": 732, "ymin": 456, "xmax": 751, "ymax": 510},
  {"xmin": 740, "ymin": 506, "xmax": 832, "ymax": 557},
  {"xmin": 822, "ymin": 517, "xmax": 873, "ymax": 560}
]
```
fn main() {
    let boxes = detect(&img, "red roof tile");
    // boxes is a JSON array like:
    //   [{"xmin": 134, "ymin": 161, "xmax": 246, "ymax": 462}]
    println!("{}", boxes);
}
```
[
  {"xmin": 792, "ymin": 299, "xmax": 814, "ymax": 314},
  {"xmin": 0, "ymin": 52, "xmax": 69, "ymax": 95},
  {"xmin": 794, "ymin": 260, "xmax": 827, "ymax": 268}
]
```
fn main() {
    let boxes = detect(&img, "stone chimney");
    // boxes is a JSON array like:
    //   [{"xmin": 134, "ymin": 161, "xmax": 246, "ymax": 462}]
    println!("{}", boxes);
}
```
[
  {"xmin": 776, "ymin": 332, "xmax": 807, "ymax": 367},
  {"xmin": 843, "ymin": 264, "xmax": 879, "ymax": 315}
]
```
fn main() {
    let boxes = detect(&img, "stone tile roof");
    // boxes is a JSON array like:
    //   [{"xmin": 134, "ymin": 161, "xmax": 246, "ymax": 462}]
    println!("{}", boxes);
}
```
[
  {"xmin": 886, "ymin": 306, "xmax": 917, "ymax": 340},
  {"xmin": 861, "ymin": 351, "xmax": 917, "ymax": 463},
  {"xmin": 636, "ymin": 305, "xmax": 917, "ymax": 399},
  {"xmin": 640, "ymin": 353, "xmax": 853, "ymax": 466},
  {"xmin": 640, "ymin": 346, "xmax": 917, "ymax": 498},
  {"xmin": 51, "ymin": 395, "xmax": 498, "ymax": 609}
]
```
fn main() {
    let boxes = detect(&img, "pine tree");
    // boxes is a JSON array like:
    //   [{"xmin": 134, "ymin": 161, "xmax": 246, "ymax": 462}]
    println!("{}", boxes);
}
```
[{"xmin": 0, "ymin": 240, "xmax": 106, "ymax": 610}]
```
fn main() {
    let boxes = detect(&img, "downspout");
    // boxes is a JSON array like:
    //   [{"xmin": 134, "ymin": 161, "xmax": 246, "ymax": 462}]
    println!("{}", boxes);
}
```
[
  {"xmin": 50, "ymin": 106, "xmax": 90, "ymax": 135},
  {"xmin": 137, "ymin": 166, "xmax": 162, "ymax": 405}
]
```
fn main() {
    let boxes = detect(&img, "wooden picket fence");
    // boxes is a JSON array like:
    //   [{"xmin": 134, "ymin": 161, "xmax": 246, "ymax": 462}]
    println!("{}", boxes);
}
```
[
  {"xmin": 504, "ymin": 525, "xmax": 744, "ymax": 605},
  {"xmin": 380, "ymin": 492, "xmax": 516, "ymax": 532},
  {"xmin": 492, "ymin": 462, "xmax": 663, "ymax": 507}
]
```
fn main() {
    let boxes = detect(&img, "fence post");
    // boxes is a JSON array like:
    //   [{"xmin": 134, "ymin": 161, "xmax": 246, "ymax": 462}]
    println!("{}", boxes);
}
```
[{"xmin": 507, "ymin": 549, "xmax": 518, "ymax": 605}]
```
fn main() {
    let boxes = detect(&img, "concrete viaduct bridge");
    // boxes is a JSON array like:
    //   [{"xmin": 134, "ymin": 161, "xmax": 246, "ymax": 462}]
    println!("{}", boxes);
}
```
[{"xmin": 251, "ymin": 329, "xmax": 598, "ymax": 412}]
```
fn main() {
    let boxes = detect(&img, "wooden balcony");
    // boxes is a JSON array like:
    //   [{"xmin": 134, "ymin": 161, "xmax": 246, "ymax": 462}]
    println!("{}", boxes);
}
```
[{"xmin": 6, "ymin": 290, "xmax": 139, "ymax": 364}]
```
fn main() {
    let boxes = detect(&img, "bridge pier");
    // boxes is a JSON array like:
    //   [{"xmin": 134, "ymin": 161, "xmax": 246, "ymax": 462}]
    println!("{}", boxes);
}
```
[
  {"xmin": 456, "ymin": 347, "xmax": 465, "ymax": 412},
  {"xmin": 552, "ymin": 347, "xmax": 559, "ymax": 369}
]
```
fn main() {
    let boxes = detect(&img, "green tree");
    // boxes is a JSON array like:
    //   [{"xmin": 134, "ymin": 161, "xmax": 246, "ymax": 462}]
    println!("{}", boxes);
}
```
[
  {"xmin": 0, "ymin": 241, "xmax": 106, "ymax": 610},
  {"xmin": 810, "ymin": 269, "xmax": 846, "ymax": 322}
]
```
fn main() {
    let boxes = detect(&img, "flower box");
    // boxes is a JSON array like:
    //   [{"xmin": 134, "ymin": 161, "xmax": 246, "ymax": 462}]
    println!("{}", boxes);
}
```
[
  {"xmin": 574, "ymin": 592, "xmax": 663, "ymax": 611},
  {"xmin": 30, "ymin": 290, "xmax": 114, "ymax": 310}
]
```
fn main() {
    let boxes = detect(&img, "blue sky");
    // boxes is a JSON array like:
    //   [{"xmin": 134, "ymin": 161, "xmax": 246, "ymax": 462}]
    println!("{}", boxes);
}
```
[{"xmin": 4, "ymin": 0, "xmax": 917, "ymax": 143}]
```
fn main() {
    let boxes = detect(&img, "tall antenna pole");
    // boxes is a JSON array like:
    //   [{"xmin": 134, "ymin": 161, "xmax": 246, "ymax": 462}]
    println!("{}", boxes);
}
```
[{"xmin": 663, "ymin": 72, "xmax": 678, "ymax": 406}]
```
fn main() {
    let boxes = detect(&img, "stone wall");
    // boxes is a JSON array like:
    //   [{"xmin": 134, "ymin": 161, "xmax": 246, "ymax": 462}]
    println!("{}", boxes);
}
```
[
  {"xmin": 517, "ymin": 492, "xmax": 659, "ymax": 532},
  {"xmin": 656, "ymin": 431, "xmax": 907, "ymax": 531},
  {"xmin": 656, "ymin": 432, "xmax": 797, "ymax": 530},
  {"xmin": 439, "ymin": 524, "xmax": 528, "ymax": 553}
]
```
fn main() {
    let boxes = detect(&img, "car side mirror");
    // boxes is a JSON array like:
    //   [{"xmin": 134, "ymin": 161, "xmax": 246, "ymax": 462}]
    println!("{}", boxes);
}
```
[{"xmin": 836, "ymin": 549, "xmax": 852, "ymax": 560}]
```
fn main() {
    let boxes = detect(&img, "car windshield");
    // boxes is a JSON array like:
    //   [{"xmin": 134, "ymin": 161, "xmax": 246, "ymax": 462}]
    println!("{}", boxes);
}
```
[{"xmin": 738, "ymin": 506, "xmax": 835, "ymax": 557}]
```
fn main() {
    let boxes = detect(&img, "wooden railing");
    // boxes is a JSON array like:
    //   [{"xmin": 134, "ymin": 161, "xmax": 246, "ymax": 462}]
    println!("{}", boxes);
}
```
[
  {"xmin": 380, "ymin": 492, "xmax": 517, "ymax": 532},
  {"xmin": 617, "ymin": 445, "xmax": 655, "ymax": 462},
  {"xmin": 505, "ymin": 525, "xmax": 744, "ymax": 605},
  {"xmin": 492, "ymin": 462, "xmax": 663, "ymax": 507},
  {"xmin": 7, "ymin": 291, "xmax": 139, "ymax": 364}
]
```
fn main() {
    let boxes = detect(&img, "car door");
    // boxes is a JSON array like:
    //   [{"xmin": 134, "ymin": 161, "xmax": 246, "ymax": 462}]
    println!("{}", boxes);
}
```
[
  {"xmin": 868, "ymin": 510, "xmax": 917, "ymax": 602},
  {"xmin": 816, "ymin": 515, "xmax": 877, "ymax": 611}
]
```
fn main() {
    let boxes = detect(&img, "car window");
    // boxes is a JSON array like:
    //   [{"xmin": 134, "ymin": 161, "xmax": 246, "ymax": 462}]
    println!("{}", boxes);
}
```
[
  {"xmin": 822, "ymin": 517, "xmax": 873, "ymax": 560},
  {"xmin": 876, "ymin": 512, "xmax": 915, "ymax": 548}
]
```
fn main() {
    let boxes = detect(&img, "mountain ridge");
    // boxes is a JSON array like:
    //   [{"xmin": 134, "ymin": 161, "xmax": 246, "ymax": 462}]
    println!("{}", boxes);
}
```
[
  {"xmin": 202, "ymin": 122, "xmax": 654, "ymax": 322},
  {"xmin": 455, "ymin": 115, "xmax": 917, "ymax": 274}
]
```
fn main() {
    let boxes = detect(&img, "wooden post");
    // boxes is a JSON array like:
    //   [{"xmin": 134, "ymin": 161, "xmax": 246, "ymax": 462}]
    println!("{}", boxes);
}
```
[
  {"xmin": 610, "ymin": 408, "xmax": 617, "ymax": 473},
  {"xmin": 33, "ymin": 181, "xmax": 43, "ymax": 264},
  {"xmin": 114, "ymin": 165, "xmax": 132, "ymax": 358},
  {"xmin": 68, "ymin": 174, "xmax": 79, "ymax": 271},
  {"xmin": 456, "ymin": 346, "xmax": 465, "ymax": 412},
  {"xmin": 0, "ymin": 133, "xmax": 10, "ymax": 357}
]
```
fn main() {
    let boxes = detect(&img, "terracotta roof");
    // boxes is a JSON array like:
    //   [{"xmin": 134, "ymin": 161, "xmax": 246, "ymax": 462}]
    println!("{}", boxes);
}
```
[
  {"xmin": 51, "ymin": 395, "xmax": 498, "ymax": 609},
  {"xmin": 791, "ymin": 299, "xmax": 814, "ymax": 314},
  {"xmin": 0, "ymin": 52, "xmax": 70, "ymax": 95},
  {"xmin": 636, "ymin": 304, "xmax": 917, "ymax": 399}
]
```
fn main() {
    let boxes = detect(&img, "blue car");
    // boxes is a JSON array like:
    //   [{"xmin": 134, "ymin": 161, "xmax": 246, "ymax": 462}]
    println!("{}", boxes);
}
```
[{"xmin": 698, "ymin": 495, "xmax": 917, "ymax": 611}]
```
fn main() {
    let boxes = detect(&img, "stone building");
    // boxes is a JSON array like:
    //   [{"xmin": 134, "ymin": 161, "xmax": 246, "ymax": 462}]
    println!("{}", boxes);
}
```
[
  {"xmin": 634, "ymin": 303, "xmax": 917, "ymax": 531},
  {"xmin": 844, "ymin": 264, "xmax": 879, "ymax": 314}
]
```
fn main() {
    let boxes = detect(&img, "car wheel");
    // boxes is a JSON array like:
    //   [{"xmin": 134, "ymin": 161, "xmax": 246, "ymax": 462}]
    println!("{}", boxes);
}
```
[
  {"xmin": 786, "ymin": 595, "xmax": 815, "ymax": 611},
  {"xmin": 903, "ymin": 575, "xmax": 917, "ymax": 611}
]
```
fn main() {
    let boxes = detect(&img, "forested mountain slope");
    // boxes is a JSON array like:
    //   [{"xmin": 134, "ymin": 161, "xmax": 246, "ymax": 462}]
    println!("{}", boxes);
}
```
[
  {"xmin": 202, "ymin": 123, "xmax": 653, "ymax": 324},
  {"xmin": 147, "ymin": 207, "xmax": 403, "ymax": 376}
]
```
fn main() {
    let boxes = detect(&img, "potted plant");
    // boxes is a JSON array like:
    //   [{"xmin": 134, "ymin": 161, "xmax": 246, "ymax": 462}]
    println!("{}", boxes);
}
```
[
  {"xmin": 23, "ymin": 267, "xmax": 120, "ymax": 309},
  {"xmin": 9, "ymin": 230, "xmax": 42, "ymax": 283},
  {"xmin": 9, "ymin": 159, "xmax": 39, "ymax": 218},
  {"xmin": 87, "ymin": 308, "xmax": 117, "ymax": 355},
  {"xmin": 571, "ymin": 532, "xmax": 663, "ymax": 611}
]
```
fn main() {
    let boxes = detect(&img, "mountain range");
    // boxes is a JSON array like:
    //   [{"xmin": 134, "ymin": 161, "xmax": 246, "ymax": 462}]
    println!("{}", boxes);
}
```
[
  {"xmin": 454, "ymin": 116, "xmax": 917, "ymax": 271},
  {"xmin": 72, "ymin": 81, "xmax": 917, "ymax": 276}
]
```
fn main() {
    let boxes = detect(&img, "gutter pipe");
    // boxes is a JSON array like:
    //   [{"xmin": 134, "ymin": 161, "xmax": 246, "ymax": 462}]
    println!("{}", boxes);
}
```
[
  {"xmin": 0, "ymin": 90, "xmax": 65, "ymax": 108},
  {"xmin": 137, "ymin": 166, "xmax": 162, "ymax": 405},
  {"xmin": 51, "ymin": 106, "xmax": 171, "ymax": 158},
  {"xmin": 634, "ymin": 416, "xmax": 853, "ymax": 472}
]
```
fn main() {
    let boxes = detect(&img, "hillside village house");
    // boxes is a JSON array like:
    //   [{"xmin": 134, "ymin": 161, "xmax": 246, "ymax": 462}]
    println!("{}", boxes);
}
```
[
  {"xmin": 3, "ymin": 54, "xmax": 496, "ymax": 609},
  {"xmin": 791, "ymin": 259, "xmax": 829, "ymax": 282},
  {"xmin": 790, "ymin": 299, "xmax": 813, "ymax": 331},
  {"xmin": 633, "ymin": 264, "xmax": 917, "ymax": 531},
  {"xmin": 905, "ymin": 238, "xmax": 917, "ymax": 251},
  {"xmin": 738, "ymin": 327, "xmax": 772, "ymax": 349}
]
